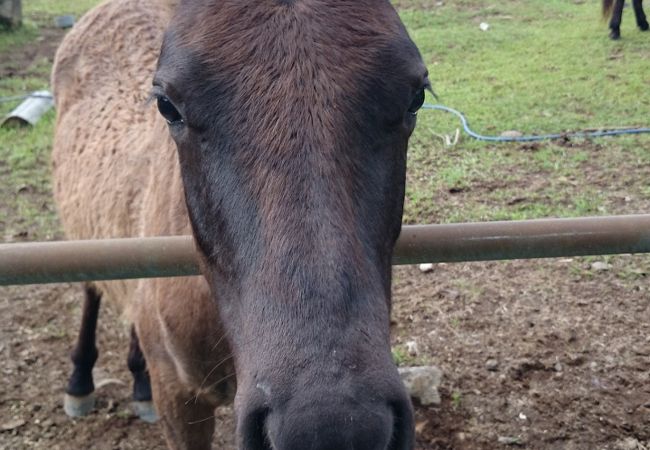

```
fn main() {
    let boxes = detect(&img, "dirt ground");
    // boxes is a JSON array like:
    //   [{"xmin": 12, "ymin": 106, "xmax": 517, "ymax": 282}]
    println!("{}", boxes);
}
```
[
  {"xmin": 2, "ymin": 258, "xmax": 649, "ymax": 450},
  {"xmin": 1, "ymin": 23, "xmax": 649, "ymax": 450}
]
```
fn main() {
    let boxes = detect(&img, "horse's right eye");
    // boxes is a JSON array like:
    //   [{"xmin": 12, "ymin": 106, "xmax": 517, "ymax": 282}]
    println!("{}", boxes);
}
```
[
  {"xmin": 157, "ymin": 96, "xmax": 184, "ymax": 125},
  {"xmin": 407, "ymin": 88, "xmax": 425, "ymax": 116}
]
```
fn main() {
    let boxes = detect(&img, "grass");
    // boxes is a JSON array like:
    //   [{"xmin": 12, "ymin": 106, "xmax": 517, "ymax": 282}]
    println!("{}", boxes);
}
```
[
  {"xmin": 399, "ymin": 0, "xmax": 650, "ymax": 223},
  {"xmin": 0, "ymin": 0, "xmax": 98, "ymax": 51},
  {"xmin": 451, "ymin": 390, "xmax": 462, "ymax": 409},
  {"xmin": 0, "ymin": 112, "xmax": 60, "ymax": 240},
  {"xmin": 23, "ymin": 0, "xmax": 101, "ymax": 17},
  {"xmin": 0, "ymin": 1, "xmax": 103, "ymax": 240},
  {"xmin": 0, "ymin": 21, "xmax": 38, "ymax": 53},
  {"xmin": 392, "ymin": 347, "xmax": 411, "ymax": 366},
  {"xmin": 0, "ymin": 0, "xmax": 649, "ymax": 242}
]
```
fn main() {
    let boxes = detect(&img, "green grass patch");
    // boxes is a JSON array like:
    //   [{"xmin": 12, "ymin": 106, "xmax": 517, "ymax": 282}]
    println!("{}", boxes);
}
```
[
  {"xmin": 24, "ymin": 0, "xmax": 101, "ymax": 19},
  {"xmin": 0, "ymin": 111, "xmax": 61, "ymax": 240},
  {"xmin": 1, "ymin": 0, "xmax": 649, "ymax": 242},
  {"xmin": 401, "ymin": 0, "xmax": 650, "ymax": 223},
  {"xmin": 0, "ymin": 1, "xmax": 102, "ymax": 241},
  {"xmin": 0, "ymin": 20, "xmax": 38, "ymax": 53}
]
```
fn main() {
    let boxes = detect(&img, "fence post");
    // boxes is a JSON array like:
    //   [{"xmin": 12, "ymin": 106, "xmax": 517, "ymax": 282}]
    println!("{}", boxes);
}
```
[{"xmin": 0, "ymin": 0, "xmax": 22, "ymax": 28}]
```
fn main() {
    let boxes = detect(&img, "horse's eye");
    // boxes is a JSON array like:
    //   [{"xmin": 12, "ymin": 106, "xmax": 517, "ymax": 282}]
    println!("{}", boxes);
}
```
[
  {"xmin": 157, "ymin": 96, "xmax": 184, "ymax": 125},
  {"xmin": 407, "ymin": 88, "xmax": 426, "ymax": 115}
]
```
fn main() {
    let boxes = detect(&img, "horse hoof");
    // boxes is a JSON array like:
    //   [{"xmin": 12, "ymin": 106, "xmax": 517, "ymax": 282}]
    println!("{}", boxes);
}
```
[
  {"xmin": 64, "ymin": 392, "xmax": 95, "ymax": 417},
  {"xmin": 609, "ymin": 32, "xmax": 621, "ymax": 40},
  {"xmin": 640, "ymin": 22, "xmax": 649, "ymax": 31},
  {"xmin": 132, "ymin": 401, "xmax": 158, "ymax": 423}
]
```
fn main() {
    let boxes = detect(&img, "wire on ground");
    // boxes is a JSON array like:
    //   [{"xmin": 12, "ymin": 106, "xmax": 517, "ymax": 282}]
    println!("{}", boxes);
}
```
[
  {"xmin": 0, "ymin": 93, "xmax": 54, "ymax": 104},
  {"xmin": 423, "ymin": 103, "xmax": 650, "ymax": 142}
]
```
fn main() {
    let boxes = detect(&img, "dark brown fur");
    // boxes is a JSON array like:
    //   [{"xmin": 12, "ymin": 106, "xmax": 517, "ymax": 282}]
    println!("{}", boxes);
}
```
[{"xmin": 53, "ymin": 1, "xmax": 429, "ymax": 449}]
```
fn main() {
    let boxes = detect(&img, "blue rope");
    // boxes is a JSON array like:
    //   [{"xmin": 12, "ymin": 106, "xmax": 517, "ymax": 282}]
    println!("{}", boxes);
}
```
[{"xmin": 422, "ymin": 103, "xmax": 650, "ymax": 142}]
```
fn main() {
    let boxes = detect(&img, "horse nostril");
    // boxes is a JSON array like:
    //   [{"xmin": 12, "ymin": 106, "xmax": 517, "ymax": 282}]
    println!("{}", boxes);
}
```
[
  {"xmin": 239, "ymin": 407, "xmax": 272, "ymax": 450},
  {"xmin": 263, "ymin": 399, "xmax": 402, "ymax": 450}
]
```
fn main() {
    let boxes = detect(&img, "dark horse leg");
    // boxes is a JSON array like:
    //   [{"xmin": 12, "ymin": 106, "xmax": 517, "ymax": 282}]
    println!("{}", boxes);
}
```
[
  {"xmin": 633, "ymin": 0, "xmax": 649, "ymax": 30},
  {"xmin": 127, "ymin": 326, "xmax": 158, "ymax": 423},
  {"xmin": 609, "ymin": 0, "xmax": 626, "ymax": 39},
  {"xmin": 64, "ymin": 285, "xmax": 101, "ymax": 417}
]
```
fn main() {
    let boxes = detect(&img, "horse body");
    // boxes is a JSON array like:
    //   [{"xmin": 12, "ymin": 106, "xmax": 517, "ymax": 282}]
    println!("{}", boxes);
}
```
[
  {"xmin": 53, "ymin": 0, "xmax": 180, "ymax": 310},
  {"xmin": 53, "ymin": 0, "xmax": 235, "ymax": 424},
  {"xmin": 603, "ymin": 0, "xmax": 648, "ymax": 39},
  {"xmin": 53, "ymin": 0, "xmax": 233, "ymax": 436},
  {"xmin": 52, "ymin": 0, "xmax": 428, "ymax": 449}
]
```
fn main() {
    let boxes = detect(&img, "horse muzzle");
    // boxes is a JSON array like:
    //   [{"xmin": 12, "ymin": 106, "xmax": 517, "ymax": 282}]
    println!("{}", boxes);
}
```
[{"xmin": 236, "ymin": 377, "xmax": 415, "ymax": 450}]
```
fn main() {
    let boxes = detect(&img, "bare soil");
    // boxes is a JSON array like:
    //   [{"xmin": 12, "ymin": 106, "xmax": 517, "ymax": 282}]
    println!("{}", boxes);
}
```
[
  {"xmin": 1, "ymin": 20, "xmax": 649, "ymax": 450},
  {"xmin": 0, "ymin": 26, "xmax": 65, "ymax": 79},
  {"xmin": 2, "ymin": 259, "xmax": 648, "ymax": 450}
]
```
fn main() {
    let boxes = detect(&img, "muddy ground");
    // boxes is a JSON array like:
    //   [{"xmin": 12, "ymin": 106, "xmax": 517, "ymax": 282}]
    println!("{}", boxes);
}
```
[
  {"xmin": 1, "ymin": 22, "xmax": 649, "ymax": 450},
  {"xmin": 2, "ymin": 260, "xmax": 649, "ymax": 450}
]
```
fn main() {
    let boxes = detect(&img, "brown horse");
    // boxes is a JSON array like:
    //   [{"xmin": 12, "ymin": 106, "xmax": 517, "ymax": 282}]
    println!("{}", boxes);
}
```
[
  {"xmin": 52, "ymin": 0, "xmax": 429, "ymax": 449},
  {"xmin": 604, "ymin": 0, "xmax": 649, "ymax": 39}
]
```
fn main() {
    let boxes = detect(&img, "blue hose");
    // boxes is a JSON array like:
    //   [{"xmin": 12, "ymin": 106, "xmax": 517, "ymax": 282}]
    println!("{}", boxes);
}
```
[{"xmin": 422, "ymin": 103, "xmax": 650, "ymax": 142}]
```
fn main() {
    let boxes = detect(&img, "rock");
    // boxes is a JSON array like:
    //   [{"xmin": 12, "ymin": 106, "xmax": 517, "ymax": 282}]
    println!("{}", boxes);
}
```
[
  {"xmin": 414, "ymin": 420, "xmax": 428, "ymax": 434},
  {"xmin": 590, "ymin": 261, "xmax": 612, "ymax": 272},
  {"xmin": 405, "ymin": 340, "xmax": 419, "ymax": 357},
  {"xmin": 616, "ymin": 437, "xmax": 644, "ymax": 450},
  {"xmin": 479, "ymin": 22, "xmax": 490, "ymax": 31},
  {"xmin": 1, "ymin": 418, "xmax": 26, "ymax": 431},
  {"xmin": 95, "ymin": 378, "xmax": 126, "ymax": 389},
  {"xmin": 54, "ymin": 15, "xmax": 75, "ymax": 29},
  {"xmin": 485, "ymin": 359, "xmax": 499, "ymax": 371},
  {"xmin": 498, "ymin": 436, "xmax": 524, "ymax": 446},
  {"xmin": 398, "ymin": 366, "xmax": 442, "ymax": 406},
  {"xmin": 418, "ymin": 263, "xmax": 434, "ymax": 273},
  {"xmin": 442, "ymin": 289, "xmax": 460, "ymax": 300},
  {"xmin": 500, "ymin": 130, "xmax": 523, "ymax": 138}
]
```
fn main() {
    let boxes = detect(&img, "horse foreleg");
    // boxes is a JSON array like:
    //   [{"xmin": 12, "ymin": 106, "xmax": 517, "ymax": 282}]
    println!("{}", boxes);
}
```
[
  {"xmin": 127, "ymin": 325, "xmax": 158, "ymax": 423},
  {"xmin": 633, "ymin": 0, "xmax": 649, "ymax": 30},
  {"xmin": 610, "ymin": 0, "xmax": 626, "ymax": 39},
  {"xmin": 64, "ymin": 285, "xmax": 101, "ymax": 417}
]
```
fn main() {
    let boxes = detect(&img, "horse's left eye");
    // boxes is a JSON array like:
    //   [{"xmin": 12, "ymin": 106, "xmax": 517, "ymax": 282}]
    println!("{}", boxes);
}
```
[
  {"xmin": 407, "ymin": 88, "xmax": 426, "ymax": 116},
  {"xmin": 157, "ymin": 96, "xmax": 184, "ymax": 125}
]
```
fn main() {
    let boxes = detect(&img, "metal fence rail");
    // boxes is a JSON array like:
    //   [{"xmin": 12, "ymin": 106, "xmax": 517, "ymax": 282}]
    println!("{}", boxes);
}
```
[{"xmin": 2, "ymin": 214, "xmax": 650, "ymax": 286}]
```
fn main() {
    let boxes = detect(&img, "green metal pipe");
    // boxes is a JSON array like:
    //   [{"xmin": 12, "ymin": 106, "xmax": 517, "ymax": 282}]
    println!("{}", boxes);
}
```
[{"xmin": 1, "ymin": 215, "xmax": 650, "ymax": 286}]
